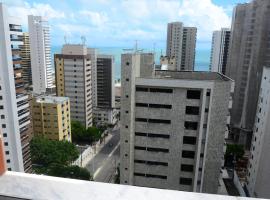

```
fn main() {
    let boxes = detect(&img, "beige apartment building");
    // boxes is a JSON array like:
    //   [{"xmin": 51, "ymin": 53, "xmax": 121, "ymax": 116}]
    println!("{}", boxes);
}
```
[{"xmin": 32, "ymin": 95, "xmax": 71, "ymax": 142}]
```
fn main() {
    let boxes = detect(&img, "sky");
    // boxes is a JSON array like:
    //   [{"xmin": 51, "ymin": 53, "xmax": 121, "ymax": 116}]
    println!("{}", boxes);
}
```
[{"xmin": 2, "ymin": 0, "xmax": 250, "ymax": 50}]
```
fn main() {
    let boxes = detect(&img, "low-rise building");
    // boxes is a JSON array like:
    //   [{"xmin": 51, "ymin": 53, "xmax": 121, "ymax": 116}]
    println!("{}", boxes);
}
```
[{"xmin": 32, "ymin": 95, "xmax": 71, "ymax": 142}]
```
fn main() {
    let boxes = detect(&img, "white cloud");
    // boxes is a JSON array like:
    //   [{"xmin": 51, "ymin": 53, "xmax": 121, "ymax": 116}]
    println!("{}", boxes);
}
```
[
  {"xmin": 121, "ymin": 0, "xmax": 150, "ymax": 19},
  {"xmin": 8, "ymin": 2, "xmax": 65, "ymax": 26},
  {"xmin": 178, "ymin": 0, "xmax": 231, "ymax": 40},
  {"xmin": 79, "ymin": 10, "xmax": 108, "ymax": 27}
]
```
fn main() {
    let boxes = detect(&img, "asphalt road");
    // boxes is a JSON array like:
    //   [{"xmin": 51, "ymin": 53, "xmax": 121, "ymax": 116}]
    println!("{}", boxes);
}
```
[{"xmin": 85, "ymin": 126, "xmax": 120, "ymax": 183}]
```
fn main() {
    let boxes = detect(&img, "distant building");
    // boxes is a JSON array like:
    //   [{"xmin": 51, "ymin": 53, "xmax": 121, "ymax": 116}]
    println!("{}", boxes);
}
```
[
  {"xmin": 32, "ymin": 95, "xmax": 71, "ymax": 142},
  {"xmin": 225, "ymin": 0, "xmax": 270, "ymax": 148},
  {"xmin": 28, "ymin": 15, "xmax": 54, "ymax": 94},
  {"xmin": 115, "ymin": 82, "xmax": 121, "ymax": 109},
  {"xmin": 120, "ymin": 52, "xmax": 233, "ymax": 194},
  {"xmin": 160, "ymin": 56, "xmax": 176, "ymax": 70},
  {"xmin": 93, "ymin": 54, "xmax": 116, "ymax": 126},
  {"xmin": 209, "ymin": 28, "xmax": 230, "ymax": 74},
  {"xmin": 0, "ymin": 3, "xmax": 32, "ymax": 172},
  {"xmin": 55, "ymin": 44, "xmax": 93, "ymax": 128},
  {"xmin": 246, "ymin": 67, "xmax": 270, "ymax": 198},
  {"xmin": 19, "ymin": 33, "xmax": 32, "ymax": 87},
  {"xmin": 166, "ymin": 22, "xmax": 197, "ymax": 71}
]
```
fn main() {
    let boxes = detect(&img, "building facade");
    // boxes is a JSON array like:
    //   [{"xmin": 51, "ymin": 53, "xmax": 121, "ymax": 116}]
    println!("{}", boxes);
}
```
[
  {"xmin": 120, "ymin": 52, "xmax": 232, "ymax": 194},
  {"xmin": 55, "ymin": 44, "xmax": 93, "ymax": 128},
  {"xmin": 28, "ymin": 15, "xmax": 54, "ymax": 94},
  {"xmin": 19, "ymin": 33, "xmax": 32, "ymax": 87},
  {"xmin": 166, "ymin": 22, "xmax": 197, "ymax": 71},
  {"xmin": 209, "ymin": 28, "xmax": 230, "ymax": 74},
  {"xmin": 246, "ymin": 67, "xmax": 270, "ymax": 198},
  {"xmin": 0, "ymin": 3, "xmax": 32, "ymax": 172},
  {"xmin": 32, "ymin": 95, "xmax": 71, "ymax": 142},
  {"xmin": 225, "ymin": 0, "xmax": 270, "ymax": 147},
  {"xmin": 93, "ymin": 55, "xmax": 116, "ymax": 125}
]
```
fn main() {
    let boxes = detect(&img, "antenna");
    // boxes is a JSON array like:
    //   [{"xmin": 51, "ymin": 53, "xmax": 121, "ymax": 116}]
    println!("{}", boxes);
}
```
[
  {"xmin": 81, "ymin": 36, "xmax": 86, "ymax": 45},
  {"xmin": 64, "ymin": 35, "xmax": 67, "ymax": 44}
]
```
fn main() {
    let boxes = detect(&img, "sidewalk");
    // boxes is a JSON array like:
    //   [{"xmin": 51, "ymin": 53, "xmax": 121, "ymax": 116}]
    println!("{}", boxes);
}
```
[{"xmin": 73, "ymin": 133, "xmax": 113, "ymax": 167}]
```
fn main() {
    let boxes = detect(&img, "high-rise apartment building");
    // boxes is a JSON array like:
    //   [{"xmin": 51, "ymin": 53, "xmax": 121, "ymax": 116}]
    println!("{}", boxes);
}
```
[
  {"xmin": 225, "ymin": 0, "xmax": 270, "ymax": 147},
  {"xmin": 209, "ymin": 28, "xmax": 230, "ymax": 74},
  {"xmin": 246, "ymin": 67, "xmax": 270, "ymax": 198},
  {"xmin": 19, "ymin": 33, "xmax": 32, "ymax": 87},
  {"xmin": 55, "ymin": 44, "xmax": 93, "ymax": 128},
  {"xmin": 181, "ymin": 27, "xmax": 197, "ymax": 71},
  {"xmin": 166, "ymin": 22, "xmax": 197, "ymax": 71},
  {"xmin": 93, "ymin": 55, "xmax": 116, "ymax": 125},
  {"xmin": 0, "ymin": 3, "xmax": 32, "ymax": 172},
  {"xmin": 28, "ymin": 15, "xmax": 54, "ymax": 94},
  {"xmin": 120, "ymin": 52, "xmax": 232, "ymax": 194},
  {"xmin": 32, "ymin": 95, "xmax": 71, "ymax": 142}
]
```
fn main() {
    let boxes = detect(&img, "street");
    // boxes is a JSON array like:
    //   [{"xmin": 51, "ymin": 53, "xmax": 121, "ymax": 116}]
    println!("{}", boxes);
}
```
[{"xmin": 85, "ymin": 126, "xmax": 120, "ymax": 183}]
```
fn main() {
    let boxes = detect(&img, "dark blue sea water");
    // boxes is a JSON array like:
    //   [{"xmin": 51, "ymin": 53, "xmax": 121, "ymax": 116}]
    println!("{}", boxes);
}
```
[{"xmin": 52, "ymin": 46, "xmax": 210, "ymax": 80}]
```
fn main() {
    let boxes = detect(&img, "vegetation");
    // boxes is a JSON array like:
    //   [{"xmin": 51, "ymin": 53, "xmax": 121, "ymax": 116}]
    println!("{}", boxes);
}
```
[
  {"xmin": 224, "ymin": 144, "xmax": 245, "ymax": 167},
  {"xmin": 30, "ymin": 137, "xmax": 91, "ymax": 180},
  {"xmin": 225, "ymin": 144, "xmax": 245, "ymax": 159},
  {"xmin": 71, "ymin": 121, "xmax": 104, "ymax": 144}
]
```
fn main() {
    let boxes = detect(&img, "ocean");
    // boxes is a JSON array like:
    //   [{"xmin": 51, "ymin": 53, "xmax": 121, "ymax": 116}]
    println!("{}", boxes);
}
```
[{"xmin": 51, "ymin": 46, "xmax": 211, "ymax": 80}]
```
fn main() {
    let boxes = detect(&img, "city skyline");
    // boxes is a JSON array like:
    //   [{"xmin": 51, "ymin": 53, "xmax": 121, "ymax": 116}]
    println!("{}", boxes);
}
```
[{"xmin": 3, "ymin": 0, "xmax": 249, "ymax": 49}]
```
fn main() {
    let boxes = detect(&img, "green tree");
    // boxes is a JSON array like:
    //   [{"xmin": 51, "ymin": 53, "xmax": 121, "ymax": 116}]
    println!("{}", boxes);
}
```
[
  {"xmin": 30, "ymin": 137, "xmax": 91, "ymax": 181},
  {"xmin": 225, "ymin": 144, "xmax": 245, "ymax": 159},
  {"xmin": 30, "ymin": 137, "xmax": 79, "ymax": 167},
  {"xmin": 47, "ymin": 164, "xmax": 91, "ymax": 180}
]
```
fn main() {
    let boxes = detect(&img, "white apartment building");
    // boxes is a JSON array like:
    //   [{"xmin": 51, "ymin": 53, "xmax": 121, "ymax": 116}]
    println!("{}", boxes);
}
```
[
  {"xmin": 0, "ymin": 3, "xmax": 31, "ymax": 172},
  {"xmin": 120, "ymin": 52, "xmax": 232, "ymax": 194},
  {"xmin": 28, "ymin": 15, "xmax": 54, "ymax": 94},
  {"xmin": 166, "ymin": 22, "xmax": 197, "ymax": 71},
  {"xmin": 246, "ymin": 67, "xmax": 270, "ymax": 199},
  {"xmin": 55, "ymin": 44, "xmax": 93, "ymax": 128},
  {"xmin": 209, "ymin": 28, "xmax": 230, "ymax": 74}
]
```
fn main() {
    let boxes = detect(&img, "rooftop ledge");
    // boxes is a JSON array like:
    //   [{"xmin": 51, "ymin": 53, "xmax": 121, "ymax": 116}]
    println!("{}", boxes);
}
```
[{"xmin": 0, "ymin": 171, "xmax": 262, "ymax": 200}]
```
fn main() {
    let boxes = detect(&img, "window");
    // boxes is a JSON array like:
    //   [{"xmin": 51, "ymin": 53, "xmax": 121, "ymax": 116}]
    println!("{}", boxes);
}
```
[
  {"xmin": 185, "ymin": 106, "xmax": 200, "ymax": 115},
  {"xmin": 187, "ymin": 90, "xmax": 201, "ymax": 99},
  {"xmin": 134, "ymin": 160, "xmax": 168, "ymax": 166},
  {"xmin": 6, "ymin": 159, "xmax": 10, "ymax": 163},
  {"xmin": 148, "ymin": 119, "xmax": 171, "ymax": 124},
  {"xmin": 135, "ymin": 118, "xmax": 147, "ymax": 122},
  {"xmin": 126, "ymin": 95, "xmax": 129, "ymax": 98},
  {"xmin": 181, "ymin": 164, "xmax": 194, "ymax": 172},
  {"xmin": 3, "ymin": 133, "xmax": 7, "ymax": 137},
  {"xmin": 147, "ymin": 147, "xmax": 169, "ymax": 153},
  {"xmin": 135, "ymin": 146, "xmax": 146, "ymax": 150},
  {"xmin": 182, "ymin": 150, "xmax": 195, "ymax": 159},
  {"xmin": 126, "ymin": 78, "xmax": 129, "ymax": 81},
  {"xmin": 4, "ymin": 142, "xmax": 8, "ymax": 146},
  {"xmin": 205, "ymin": 108, "xmax": 209, "ymax": 113},
  {"xmin": 136, "ymin": 103, "xmax": 148, "ymax": 107},
  {"xmin": 134, "ymin": 173, "xmax": 167, "ymax": 180},
  {"xmin": 1, "ymin": 115, "xmax": 4, "ymax": 119},
  {"xmin": 125, "ymin": 111, "xmax": 129, "ymax": 114},
  {"xmin": 206, "ymin": 91, "xmax": 211, "ymax": 96},
  {"xmin": 183, "ymin": 136, "xmax": 196, "ymax": 145},
  {"xmin": 180, "ymin": 177, "xmax": 192, "ymax": 185},
  {"xmin": 148, "ymin": 133, "xmax": 170, "ymax": 139},
  {"xmin": 0, "ymin": 105, "xmax": 3, "ymax": 109},
  {"xmin": 184, "ymin": 121, "xmax": 198, "ymax": 130},
  {"xmin": 149, "ymin": 104, "xmax": 172, "ymax": 109},
  {"xmin": 149, "ymin": 88, "xmax": 173, "ymax": 93},
  {"xmin": 2, "ymin": 124, "xmax": 6, "ymax": 128},
  {"xmin": 126, "ymin": 62, "xmax": 130, "ymax": 66},
  {"xmin": 136, "ymin": 87, "xmax": 148, "ymax": 92},
  {"xmin": 0, "ymin": 96, "xmax": 2, "ymax": 100},
  {"xmin": 125, "ymin": 125, "xmax": 128, "ymax": 128},
  {"xmin": 135, "ymin": 132, "xmax": 147, "ymax": 136}
]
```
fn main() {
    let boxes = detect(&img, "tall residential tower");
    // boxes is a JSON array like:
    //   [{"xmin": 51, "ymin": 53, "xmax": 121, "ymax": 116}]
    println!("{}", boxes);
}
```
[
  {"xmin": 209, "ymin": 28, "xmax": 230, "ymax": 74},
  {"xmin": 55, "ymin": 44, "xmax": 93, "ymax": 128},
  {"xmin": 28, "ymin": 15, "xmax": 54, "ymax": 94},
  {"xmin": 166, "ymin": 22, "xmax": 197, "ymax": 71},
  {"xmin": 225, "ymin": 0, "xmax": 270, "ymax": 147},
  {"xmin": 0, "ymin": 3, "xmax": 32, "ymax": 172}
]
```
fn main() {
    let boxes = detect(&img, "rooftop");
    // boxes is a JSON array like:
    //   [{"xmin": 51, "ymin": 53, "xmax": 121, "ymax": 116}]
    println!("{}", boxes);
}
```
[
  {"xmin": 155, "ymin": 70, "xmax": 232, "ymax": 82},
  {"xmin": 35, "ymin": 95, "xmax": 69, "ymax": 104}
]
